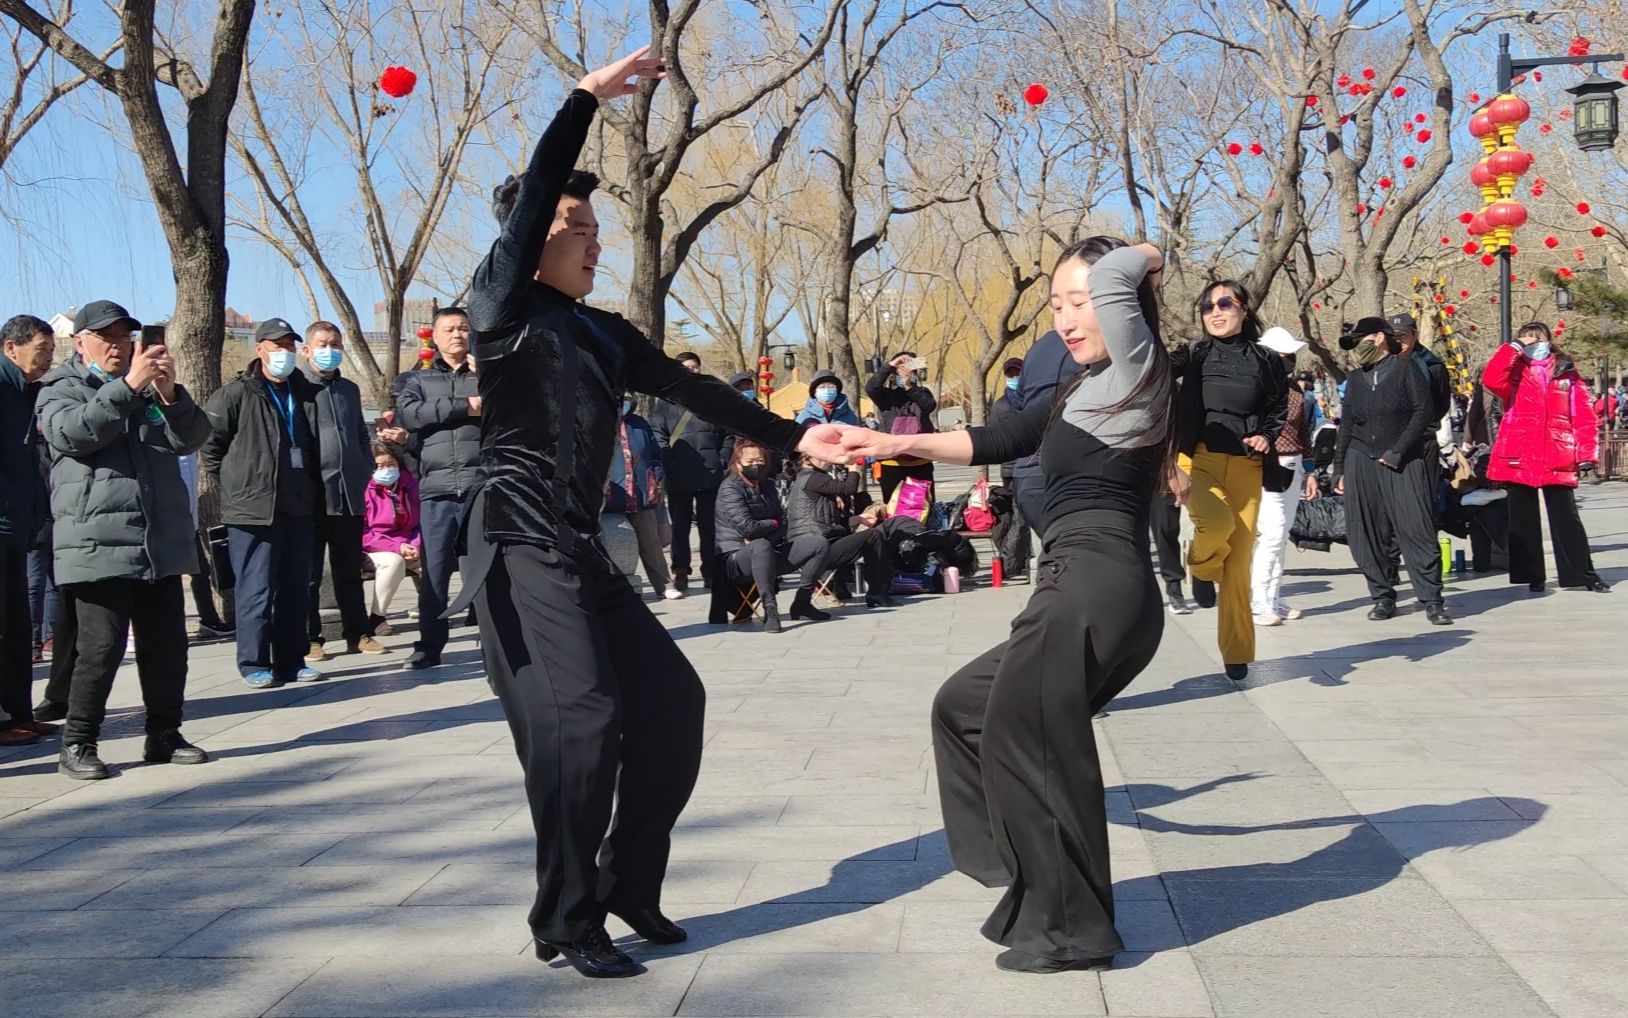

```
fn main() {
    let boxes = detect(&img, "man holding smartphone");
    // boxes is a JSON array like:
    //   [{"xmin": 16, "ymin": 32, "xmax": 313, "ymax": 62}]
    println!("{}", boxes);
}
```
[{"xmin": 864, "ymin": 351, "xmax": 938, "ymax": 502}]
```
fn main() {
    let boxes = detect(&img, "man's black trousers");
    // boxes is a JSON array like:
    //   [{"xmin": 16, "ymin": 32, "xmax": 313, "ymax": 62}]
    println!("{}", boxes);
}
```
[
  {"xmin": 475, "ymin": 542, "xmax": 705, "ymax": 943},
  {"xmin": 1345, "ymin": 454, "xmax": 1443, "ymax": 606},
  {"xmin": 667, "ymin": 487, "xmax": 717, "ymax": 582},
  {"xmin": 821, "ymin": 528, "xmax": 888, "ymax": 593},
  {"xmin": 62, "ymin": 575, "xmax": 187, "ymax": 745},
  {"xmin": 1150, "ymin": 494, "xmax": 1184, "ymax": 586},
  {"xmin": 416, "ymin": 495, "xmax": 466, "ymax": 656},
  {"xmin": 1505, "ymin": 482, "xmax": 1600, "ymax": 588},
  {"xmin": 307, "ymin": 513, "xmax": 370, "ymax": 646},
  {"xmin": 0, "ymin": 546, "xmax": 32, "ymax": 725}
]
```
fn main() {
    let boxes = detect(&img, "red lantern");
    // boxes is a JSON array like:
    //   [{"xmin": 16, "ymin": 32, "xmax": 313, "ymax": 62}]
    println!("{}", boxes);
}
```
[
  {"xmin": 1468, "ymin": 212, "xmax": 1489, "ymax": 236},
  {"xmin": 1395, "ymin": 87, "xmax": 1408, "ymax": 99},
  {"xmin": 1023, "ymin": 82, "xmax": 1049, "ymax": 106},
  {"xmin": 757, "ymin": 356, "xmax": 773, "ymax": 367},
  {"xmin": 1544, "ymin": 236, "xmax": 1560, "ymax": 249},
  {"xmin": 1470, "ymin": 161, "xmax": 1496, "ymax": 188},
  {"xmin": 1227, "ymin": 142, "xmax": 1242, "ymax": 156},
  {"xmin": 416, "ymin": 325, "xmax": 433, "ymax": 340},
  {"xmin": 1403, "ymin": 155, "xmax": 1418, "ymax": 169},
  {"xmin": 416, "ymin": 347, "xmax": 434, "ymax": 362},
  {"xmin": 1487, "ymin": 94, "xmax": 1531, "ymax": 128},
  {"xmin": 1468, "ymin": 110, "xmax": 1496, "ymax": 141},
  {"xmin": 762, "ymin": 385, "xmax": 775, "ymax": 396},
  {"xmin": 1249, "ymin": 142, "xmax": 1264, "ymax": 156},
  {"xmin": 378, "ymin": 66, "xmax": 418, "ymax": 99},
  {"xmin": 1416, "ymin": 129, "xmax": 1432, "ymax": 143},
  {"xmin": 1487, "ymin": 147, "xmax": 1533, "ymax": 177},
  {"xmin": 1576, "ymin": 201, "xmax": 1592, "ymax": 215},
  {"xmin": 1593, "ymin": 225, "xmax": 1608, "ymax": 238}
]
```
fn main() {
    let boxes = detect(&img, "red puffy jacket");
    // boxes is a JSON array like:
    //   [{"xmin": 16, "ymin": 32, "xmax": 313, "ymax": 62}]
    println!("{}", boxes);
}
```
[{"xmin": 1483, "ymin": 344, "xmax": 1599, "ymax": 489}]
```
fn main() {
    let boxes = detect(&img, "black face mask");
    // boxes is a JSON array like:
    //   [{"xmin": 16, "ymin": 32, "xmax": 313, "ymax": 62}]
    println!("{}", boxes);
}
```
[{"xmin": 742, "ymin": 464, "xmax": 769, "ymax": 481}]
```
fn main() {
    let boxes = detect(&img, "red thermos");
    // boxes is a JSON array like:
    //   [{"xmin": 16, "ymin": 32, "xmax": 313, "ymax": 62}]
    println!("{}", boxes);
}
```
[{"xmin": 991, "ymin": 558, "xmax": 1003, "ymax": 588}]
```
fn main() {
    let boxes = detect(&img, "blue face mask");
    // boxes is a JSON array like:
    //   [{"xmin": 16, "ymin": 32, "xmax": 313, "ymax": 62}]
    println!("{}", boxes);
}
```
[
  {"xmin": 373, "ymin": 467, "xmax": 400, "ymax": 487},
  {"xmin": 265, "ymin": 349, "xmax": 297, "ymax": 379},
  {"xmin": 740, "ymin": 389, "xmax": 756, "ymax": 400},
  {"xmin": 312, "ymin": 347, "xmax": 343, "ymax": 372},
  {"xmin": 815, "ymin": 385, "xmax": 839, "ymax": 403},
  {"xmin": 1005, "ymin": 376, "xmax": 1020, "ymax": 391},
  {"xmin": 88, "ymin": 361, "xmax": 123, "ymax": 382},
  {"xmin": 1526, "ymin": 341, "xmax": 1552, "ymax": 361}
]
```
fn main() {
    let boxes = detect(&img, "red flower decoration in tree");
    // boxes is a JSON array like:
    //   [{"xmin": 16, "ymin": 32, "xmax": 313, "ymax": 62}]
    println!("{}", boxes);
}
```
[
  {"xmin": 1545, "ymin": 236, "xmax": 1560, "ymax": 248},
  {"xmin": 1463, "ymin": 242, "xmax": 1479, "ymax": 254},
  {"xmin": 1577, "ymin": 202, "xmax": 1592, "ymax": 215},
  {"xmin": 1576, "ymin": 248, "xmax": 1587, "ymax": 261},
  {"xmin": 1534, "ymin": 71, "xmax": 1544, "ymax": 82},
  {"xmin": 1490, "ymin": 295, "xmax": 1499, "ymax": 303},
  {"xmin": 1337, "ymin": 74, "xmax": 1352, "ymax": 88},
  {"xmin": 1469, "ymin": 92, "xmax": 1481, "ymax": 103},
  {"xmin": 1357, "ymin": 203, "xmax": 1368, "ymax": 215},
  {"xmin": 1361, "ymin": 66, "xmax": 1375, "ymax": 80},
  {"xmin": 1482, "ymin": 255, "xmax": 1496, "ymax": 266},
  {"xmin": 378, "ymin": 66, "xmax": 418, "ymax": 99},
  {"xmin": 1441, "ymin": 236, "xmax": 1452, "ymax": 245},
  {"xmin": 1445, "ymin": 305, "xmax": 1456, "ymax": 315},
  {"xmin": 1403, "ymin": 155, "xmax": 1417, "ymax": 169},
  {"xmin": 1394, "ymin": 87, "xmax": 1408, "ymax": 98},
  {"xmin": 1227, "ymin": 142, "xmax": 1242, "ymax": 156},
  {"xmin": 1560, "ymin": 109, "xmax": 1572, "ymax": 120},
  {"xmin": 1023, "ymin": 82, "xmax": 1049, "ymax": 106},
  {"xmin": 1459, "ymin": 212, "xmax": 1475, "ymax": 224},
  {"xmin": 1540, "ymin": 123, "xmax": 1553, "ymax": 134},
  {"xmin": 1568, "ymin": 37, "xmax": 1592, "ymax": 57},
  {"xmin": 1459, "ymin": 290, "xmax": 1470, "ymax": 298},
  {"xmin": 1510, "ymin": 244, "xmax": 1519, "ymax": 256},
  {"xmin": 1378, "ymin": 177, "xmax": 1393, "ymax": 189},
  {"xmin": 1529, "ymin": 280, "xmax": 1538, "ymax": 289},
  {"xmin": 1249, "ymin": 142, "xmax": 1264, "ymax": 156},
  {"xmin": 1416, "ymin": 129, "xmax": 1432, "ymax": 143},
  {"xmin": 1559, "ymin": 267, "xmax": 1575, "ymax": 279},
  {"xmin": 1414, "ymin": 113, "xmax": 1427, "ymax": 123},
  {"xmin": 1593, "ymin": 225, "xmax": 1608, "ymax": 238},
  {"xmin": 1313, "ymin": 302, "xmax": 1322, "ymax": 310},
  {"xmin": 1307, "ymin": 95, "xmax": 1319, "ymax": 107}
]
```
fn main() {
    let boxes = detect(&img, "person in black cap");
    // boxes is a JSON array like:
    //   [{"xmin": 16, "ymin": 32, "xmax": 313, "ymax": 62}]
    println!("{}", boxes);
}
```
[
  {"xmin": 1389, "ymin": 313, "xmax": 1454, "ymax": 507},
  {"xmin": 793, "ymin": 370, "xmax": 860, "ymax": 426},
  {"xmin": 202, "ymin": 317, "xmax": 327, "ymax": 687},
  {"xmin": 39, "ymin": 301, "xmax": 214, "ymax": 778},
  {"xmin": 987, "ymin": 356, "xmax": 1031, "ymax": 578},
  {"xmin": 454, "ymin": 50, "xmax": 853, "ymax": 979},
  {"xmin": 1332, "ymin": 317, "xmax": 1452, "ymax": 625}
]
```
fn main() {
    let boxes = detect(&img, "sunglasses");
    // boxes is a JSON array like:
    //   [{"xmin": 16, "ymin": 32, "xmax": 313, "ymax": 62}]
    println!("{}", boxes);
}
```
[{"xmin": 1199, "ymin": 296, "xmax": 1244, "ymax": 314}]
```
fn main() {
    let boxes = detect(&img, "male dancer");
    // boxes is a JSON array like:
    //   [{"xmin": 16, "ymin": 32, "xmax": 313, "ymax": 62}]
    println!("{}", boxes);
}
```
[{"xmin": 452, "ymin": 49, "xmax": 852, "ymax": 979}]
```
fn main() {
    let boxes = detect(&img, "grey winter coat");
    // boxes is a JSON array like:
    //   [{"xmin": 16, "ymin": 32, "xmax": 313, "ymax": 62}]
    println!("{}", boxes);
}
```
[
  {"xmin": 302, "ymin": 364, "xmax": 372, "ymax": 516},
  {"xmin": 36, "ymin": 356, "xmax": 212, "ymax": 585}
]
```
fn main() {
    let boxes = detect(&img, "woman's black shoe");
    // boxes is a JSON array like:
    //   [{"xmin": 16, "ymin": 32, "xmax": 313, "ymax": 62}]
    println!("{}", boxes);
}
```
[
  {"xmin": 608, "ymin": 907, "xmax": 687, "ymax": 944},
  {"xmin": 865, "ymin": 593, "xmax": 898, "ymax": 608},
  {"xmin": 994, "ymin": 948, "xmax": 1113, "ymax": 973},
  {"xmin": 534, "ymin": 926, "xmax": 643, "ymax": 978},
  {"xmin": 1528, "ymin": 582, "xmax": 1546, "ymax": 593},
  {"xmin": 1566, "ymin": 579, "xmax": 1611, "ymax": 593},
  {"xmin": 672, "ymin": 570, "xmax": 689, "ymax": 591},
  {"xmin": 1224, "ymin": 663, "xmax": 1248, "ymax": 681},
  {"xmin": 788, "ymin": 590, "xmax": 831, "ymax": 621},
  {"xmin": 761, "ymin": 596, "xmax": 783, "ymax": 633},
  {"xmin": 1191, "ymin": 580, "xmax": 1217, "ymax": 608}
]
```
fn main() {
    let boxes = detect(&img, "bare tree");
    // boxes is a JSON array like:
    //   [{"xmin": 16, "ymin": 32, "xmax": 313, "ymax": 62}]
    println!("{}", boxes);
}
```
[
  {"xmin": 521, "ymin": 0, "xmax": 844, "ymax": 347},
  {"xmin": 0, "ymin": 0, "xmax": 109, "ymax": 170},
  {"xmin": 230, "ymin": 0, "xmax": 518, "ymax": 408}
]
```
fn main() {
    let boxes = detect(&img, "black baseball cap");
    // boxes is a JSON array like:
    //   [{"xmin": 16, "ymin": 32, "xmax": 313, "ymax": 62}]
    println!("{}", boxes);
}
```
[
  {"xmin": 73, "ymin": 300, "xmax": 141, "ymax": 334},
  {"xmin": 1338, "ymin": 316, "xmax": 1394, "ymax": 350},
  {"xmin": 1002, "ymin": 357, "xmax": 1025, "ymax": 375},
  {"xmin": 1386, "ymin": 313, "xmax": 1419, "ymax": 335},
  {"xmin": 254, "ymin": 318, "xmax": 298, "ymax": 343}
]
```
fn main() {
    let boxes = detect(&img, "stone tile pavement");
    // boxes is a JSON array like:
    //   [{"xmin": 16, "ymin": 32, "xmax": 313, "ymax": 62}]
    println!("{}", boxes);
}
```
[{"xmin": 2, "ymin": 484, "xmax": 1627, "ymax": 1017}]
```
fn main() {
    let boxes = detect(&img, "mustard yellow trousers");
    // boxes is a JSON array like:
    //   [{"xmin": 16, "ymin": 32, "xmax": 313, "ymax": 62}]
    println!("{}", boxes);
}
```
[{"xmin": 1178, "ymin": 445, "xmax": 1263, "ymax": 666}]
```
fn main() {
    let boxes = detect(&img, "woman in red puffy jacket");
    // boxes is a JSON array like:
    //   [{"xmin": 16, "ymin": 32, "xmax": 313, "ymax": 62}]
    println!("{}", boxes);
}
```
[{"xmin": 1482, "ymin": 322, "xmax": 1610, "ymax": 594}]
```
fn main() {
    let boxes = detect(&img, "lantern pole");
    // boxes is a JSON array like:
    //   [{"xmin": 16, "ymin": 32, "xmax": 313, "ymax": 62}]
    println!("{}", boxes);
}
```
[{"xmin": 1493, "ymin": 33, "xmax": 1625, "ymax": 347}]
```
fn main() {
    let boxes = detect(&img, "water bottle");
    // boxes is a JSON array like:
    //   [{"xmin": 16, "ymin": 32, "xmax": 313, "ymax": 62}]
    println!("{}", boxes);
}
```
[
  {"xmin": 1439, "ymin": 537, "xmax": 1452, "ymax": 580},
  {"xmin": 991, "ymin": 558, "xmax": 1004, "ymax": 588},
  {"xmin": 944, "ymin": 566, "xmax": 962, "ymax": 594},
  {"xmin": 1454, "ymin": 549, "xmax": 1466, "ymax": 575}
]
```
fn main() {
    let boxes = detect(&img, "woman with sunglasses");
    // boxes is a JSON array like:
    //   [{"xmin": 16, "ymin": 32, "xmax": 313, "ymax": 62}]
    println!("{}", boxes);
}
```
[{"xmin": 1171, "ymin": 281, "xmax": 1289, "ymax": 681}]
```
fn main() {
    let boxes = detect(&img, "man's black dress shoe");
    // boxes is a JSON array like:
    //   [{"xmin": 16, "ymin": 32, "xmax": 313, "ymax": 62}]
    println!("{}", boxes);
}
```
[
  {"xmin": 608, "ymin": 906, "xmax": 687, "ymax": 944},
  {"xmin": 995, "ymin": 948, "xmax": 1113, "ymax": 973},
  {"xmin": 1367, "ymin": 599, "xmax": 1397, "ymax": 621},
  {"xmin": 59, "ymin": 742, "xmax": 109, "ymax": 780},
  {"xmin": 1424, "ymin": 603, "xmax": 1454, "ymax": 626},
  {"xmin": 144, "ymin": 730, "xmax": 209, "ymax": 765},
  {"xmin": 534, "ymin": 925, "xmax": 643, "ymax": 978}
]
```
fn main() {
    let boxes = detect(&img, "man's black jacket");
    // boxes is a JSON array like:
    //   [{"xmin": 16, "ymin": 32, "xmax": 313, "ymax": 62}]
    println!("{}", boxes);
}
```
[{"xmin": 395, "ymin": 357, "xmax": 482, "ymax": 501}]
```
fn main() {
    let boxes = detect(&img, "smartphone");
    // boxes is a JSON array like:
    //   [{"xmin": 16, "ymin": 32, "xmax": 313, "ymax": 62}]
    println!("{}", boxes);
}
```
[
  {"xmin": 141, "ymin": 324, "xmax": 166, "ymax": 349},
  {"xmin": 902, "ymin": 356, "xmax": 926, "ymax": 372}
]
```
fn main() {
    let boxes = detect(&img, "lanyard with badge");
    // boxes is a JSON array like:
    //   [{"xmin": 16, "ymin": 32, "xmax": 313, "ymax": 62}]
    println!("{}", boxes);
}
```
[{"xmin": 268, "ymin": 383, "xmax": 305, "ymax": 470}]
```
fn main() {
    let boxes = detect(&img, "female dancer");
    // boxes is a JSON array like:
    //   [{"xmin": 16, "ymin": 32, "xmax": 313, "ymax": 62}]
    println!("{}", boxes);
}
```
[
  {"xmin": 1170, "ymin": 281, "xmax": 1288, "ymax": 681},
  {"xmin": 1483, "ymin": 322, "xmax": 1611, "ymax": 593},
  {"xmin": 841, "ymin": 237, "xmax": 1177, "ymax": 973}
]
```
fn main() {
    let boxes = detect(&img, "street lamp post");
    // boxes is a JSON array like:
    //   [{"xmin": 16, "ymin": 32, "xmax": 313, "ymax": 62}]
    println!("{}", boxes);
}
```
[{"xmin": 1492, "ymin": 34, "xmax": 1625, "ymax": 347}]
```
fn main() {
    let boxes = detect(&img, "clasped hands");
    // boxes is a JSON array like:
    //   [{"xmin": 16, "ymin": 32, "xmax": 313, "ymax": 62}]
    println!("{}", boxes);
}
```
[{"xmin": 797, "ymin": 423, "xmax": 895, "ymax": 465}]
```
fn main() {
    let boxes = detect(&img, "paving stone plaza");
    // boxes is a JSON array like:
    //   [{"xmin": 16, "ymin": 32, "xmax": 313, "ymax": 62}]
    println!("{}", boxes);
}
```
[{"xmin": 1, "ymin": 483, "xmax": 1626, "ymax": 1018}]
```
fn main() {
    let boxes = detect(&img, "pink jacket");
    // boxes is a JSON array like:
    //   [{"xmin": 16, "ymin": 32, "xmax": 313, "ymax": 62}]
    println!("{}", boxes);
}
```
[
  {"xmin": 1483, "ymin": 344, "xmax": 1599, "ymax": 489},
  {"xmin": 362, "ymin": 470, "xmax": 422, "ymax": 554}
]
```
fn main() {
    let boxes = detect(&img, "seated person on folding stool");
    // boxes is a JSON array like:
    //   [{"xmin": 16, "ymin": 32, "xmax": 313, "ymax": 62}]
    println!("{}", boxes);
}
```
[
  {"xmin": 711, "ymin": 441, "xmax": 829, "ymax": 632},
  {"xmin": 786, "ymin": 452, "xmax": 896, "ymax": 608}
]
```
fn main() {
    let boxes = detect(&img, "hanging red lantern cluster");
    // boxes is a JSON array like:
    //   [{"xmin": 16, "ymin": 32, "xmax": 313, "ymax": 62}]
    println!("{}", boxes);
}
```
[
  {"xmin": 1463, "ymin": 95, "xmax": 1533, "ymax": 256},
  {"xmin": 415, "ymin": 323, "xmax": 434, "ymax": 367},
  {"xmin": 757, "ymin": 355, "xmax": 775, "ymax": 398}
]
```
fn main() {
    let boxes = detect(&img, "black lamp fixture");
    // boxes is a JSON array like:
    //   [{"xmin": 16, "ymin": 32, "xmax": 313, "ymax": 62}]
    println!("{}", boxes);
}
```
[
  {"xmin": 782, "ymin": 349, "xmax": 796, "ymax": 372},
  {"xmin": 1556, "ymin": 283, "xmax": 1574, "ymax": 311},
  {"xmin": 1566, "ymin": 71, "xmax": 1626, "ymax": 152}
]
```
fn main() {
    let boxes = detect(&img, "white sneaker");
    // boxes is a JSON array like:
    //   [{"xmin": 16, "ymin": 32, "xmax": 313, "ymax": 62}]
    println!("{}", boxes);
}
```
[
  {"xmin": 663, "ymin": 587, "xmax": 683, "ymax": 600},
  {"xmin": 1275, "ymin": 604, "xmax": 1304, "ymax": 620},
  {"xmin": 1253, "ymin": 612, "xmax": 1283, "ymax": 627}
]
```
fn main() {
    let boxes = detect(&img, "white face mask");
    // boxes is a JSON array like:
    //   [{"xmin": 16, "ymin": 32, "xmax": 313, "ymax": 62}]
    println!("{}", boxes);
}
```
[
  {"xmin": 265, "ymin": 349, "xmax": 297, "ymax": 379},
  {"xmin": 1525, "ymin": 341, "xmax": 1552, "ymax": 362}
]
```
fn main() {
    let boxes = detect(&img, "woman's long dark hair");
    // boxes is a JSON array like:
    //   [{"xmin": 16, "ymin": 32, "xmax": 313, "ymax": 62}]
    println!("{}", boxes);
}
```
[
  {"xmin": 1196, "ymin": 279, "xmax": 1265, "ymax": 343},
  {"xmin": 1048, "ymin": 235, "xmax": 1181, "ymax": 490}
]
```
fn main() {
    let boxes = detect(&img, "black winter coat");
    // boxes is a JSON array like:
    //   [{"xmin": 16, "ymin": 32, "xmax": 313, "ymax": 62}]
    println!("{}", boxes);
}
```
[
  {"xmin": 395, "ymin": 357, "xmax": 482, "ymax": 501},
  {"xmin": 865, "ymin": 365, "xmax": 937, "ymax": 434},
  {"xmin": 1333, "ymin": 355, "xmax": 1433, "ymax": 480},
  {"xmin": 650, "ymin": 395, "xmax": 731, "ymax": 492},
  {"xmin": 0, "ymin": 356, "xmax": 47, "ymax": 552},
  {"xmin": 1170, "ymin": 337, "xmax": 1289, "ymax": 456},
  {"xmin": 202, "ymin": 361, "xmax": 323, "ymax": 527},
  {"xmin": 787, "ymin": 466, "xmax": 860, "ymax": 541},
  {"xmin": 715, "ymin": 473, "xmax": 786, "ymax": 555}
]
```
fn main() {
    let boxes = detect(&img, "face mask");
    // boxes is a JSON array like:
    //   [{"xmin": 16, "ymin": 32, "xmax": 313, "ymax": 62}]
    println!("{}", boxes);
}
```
[
  {"xmin": 742, "ymin": 463, "xmax": 769, "ymax": 480},
  {"xmin": 1005, "ymin": 376, "xmax": 1020, "ymax": 392},
  {"xmin": 815, "ymin": 385, "xmax": 839, "ymax": 403},
  {"xmin": 620, "ymin": 399, "xmax": 633, "ymax": 416},
  {"xmin": 373, "ymin": 467, "xmax": 400, "ymax": 487},
  {"xmin": 87, "ymin": 361, "xmax": 123, "ymax": 382},
  {"xmin": 740, "ymin": 389, "xmax": 756, "ymax": 400},
  {"xmin": 265, "ymin": 349, "xmax": 297, "ymax": 379},
  {"xmin": 1525, "ymin": 341, "xmax": 1552, "ymax": 361},
  {"xmin": 312, "ymin": 348, "xmax": 343, "ymax": 372},
  {"xmin": 1354, "ymin": 337, "xmax": 1386, "ymax": 368}
]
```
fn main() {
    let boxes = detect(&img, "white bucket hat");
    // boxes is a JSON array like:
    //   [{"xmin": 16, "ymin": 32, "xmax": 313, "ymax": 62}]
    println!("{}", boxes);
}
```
[{"xmin": 1258, "ymin": 326, "xmax": 1307, "ymax": 355}]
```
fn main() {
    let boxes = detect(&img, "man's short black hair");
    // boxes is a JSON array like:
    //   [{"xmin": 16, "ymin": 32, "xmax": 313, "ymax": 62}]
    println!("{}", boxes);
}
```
[
  {"xmin": 432, "ymin": 306, "xmax": 468, "ymax": 324},
  {"xmin": 675, "ymin": 351, "xmax": 701, "ymax": 366},
  {"xmin": 564, "ymin": 169, "xmax": 599, "ymax": 201},
  {"xmin": 1, "ymin": 315, "xmax": 51, "ymax": 348},
  {"xmin": 493, "ymin": 170, "xmax": 602, "ymax": 227}
]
